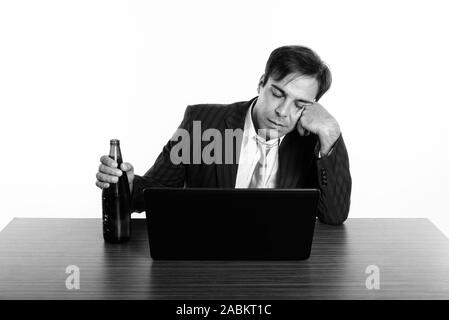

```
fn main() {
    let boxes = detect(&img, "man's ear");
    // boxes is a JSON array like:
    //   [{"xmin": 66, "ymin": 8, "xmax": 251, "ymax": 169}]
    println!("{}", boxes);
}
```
[{"xmin": 257, "ymin": 74, "xmax": 265, "ymax": 94}]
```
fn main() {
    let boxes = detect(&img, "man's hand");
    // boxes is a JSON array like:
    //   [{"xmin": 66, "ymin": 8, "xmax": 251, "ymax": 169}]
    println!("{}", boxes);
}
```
[
  {"xmin": 296, "ymin": 103, "xmax": 341, "ymax": 156},
  {"xmin": 96, "ymin": 155, "xmax": 135, "ymax": 193}
]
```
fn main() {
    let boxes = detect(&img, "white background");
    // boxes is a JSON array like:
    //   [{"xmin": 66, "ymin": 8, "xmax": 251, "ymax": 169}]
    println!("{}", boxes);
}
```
[{"xmin": 1, "ymin": 0, "xmax": 448, "ymax": 237}]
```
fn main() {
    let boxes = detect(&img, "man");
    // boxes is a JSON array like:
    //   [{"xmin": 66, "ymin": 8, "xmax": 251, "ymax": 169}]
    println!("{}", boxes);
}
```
[{"xmin": 96, "ymin": 45, "xmax": 351, "ymax": 225}]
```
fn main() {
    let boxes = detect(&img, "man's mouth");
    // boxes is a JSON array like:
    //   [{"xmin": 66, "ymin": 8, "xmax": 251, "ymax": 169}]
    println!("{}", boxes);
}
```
[{"xmin": 268, "ymin": 119, "xmax": 285, "ymax": 127}]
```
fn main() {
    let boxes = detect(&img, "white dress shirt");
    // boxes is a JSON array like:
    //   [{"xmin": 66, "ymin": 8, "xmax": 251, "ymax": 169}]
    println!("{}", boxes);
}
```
[{"xmin": 235, "ymin": 101, "xmax": 285, "ymax": 188}]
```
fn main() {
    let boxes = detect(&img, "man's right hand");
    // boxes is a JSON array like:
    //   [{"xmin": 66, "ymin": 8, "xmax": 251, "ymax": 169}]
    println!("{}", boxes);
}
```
[{"xmin": 96, "ymin": 155, "xmax": 135, "ymax": 193}]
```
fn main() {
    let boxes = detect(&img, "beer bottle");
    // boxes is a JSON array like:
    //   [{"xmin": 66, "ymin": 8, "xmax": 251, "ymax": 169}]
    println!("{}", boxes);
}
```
[{"xmin": 102, "ymin": 139, "xmax": 131, "ymax": 243}]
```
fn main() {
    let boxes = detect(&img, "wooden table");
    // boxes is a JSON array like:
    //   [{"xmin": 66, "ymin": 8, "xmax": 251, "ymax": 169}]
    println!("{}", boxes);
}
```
[{"xmin": 0, "ymin": 218, "xmax": 448, "ymax": 299}]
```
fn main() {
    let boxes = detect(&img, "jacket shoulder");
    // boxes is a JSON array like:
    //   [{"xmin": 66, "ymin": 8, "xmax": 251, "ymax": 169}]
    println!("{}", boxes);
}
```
[{"xmin": 185, "ymin": 100, "xmax": 249, "ymax": 121}]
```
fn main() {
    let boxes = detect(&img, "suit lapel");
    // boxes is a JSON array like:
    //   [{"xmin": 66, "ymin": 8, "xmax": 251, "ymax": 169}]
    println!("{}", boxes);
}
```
[{"xmin": 216, "ymin": 98, "xmax": 255, "ymax": 188}]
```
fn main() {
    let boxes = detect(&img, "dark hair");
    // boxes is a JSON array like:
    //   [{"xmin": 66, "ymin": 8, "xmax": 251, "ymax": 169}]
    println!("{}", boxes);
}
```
[{"xmin": 261, "ymin": 45, "xmax": 332, "ymax": 101}]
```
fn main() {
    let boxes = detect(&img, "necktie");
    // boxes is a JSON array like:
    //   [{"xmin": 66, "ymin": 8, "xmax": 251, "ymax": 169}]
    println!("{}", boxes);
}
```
[{"xmin": 249, "ymin": 136, "xmax": 278, "ymax": 188}]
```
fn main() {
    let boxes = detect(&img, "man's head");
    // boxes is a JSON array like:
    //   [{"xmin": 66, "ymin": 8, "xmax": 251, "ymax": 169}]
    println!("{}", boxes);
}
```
[{"xmin": 253, "ymin": 45, "xmax": 332, "ymax": 139}]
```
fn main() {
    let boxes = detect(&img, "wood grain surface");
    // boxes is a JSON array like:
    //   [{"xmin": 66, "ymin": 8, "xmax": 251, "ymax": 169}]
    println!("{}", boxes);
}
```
[{"xmin": 0, "ymin": 218, "xmax": 448, "ymax": 299}]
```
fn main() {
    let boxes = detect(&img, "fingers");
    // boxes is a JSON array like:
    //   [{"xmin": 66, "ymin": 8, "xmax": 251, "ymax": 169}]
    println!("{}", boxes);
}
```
[
  {"xmin": 96, "ymin": 172, "xmax": 119, "ymax": 184},
  {"xmin": 96, "ymin": 180, "xmax": 110, "ymax": 189},
  {"xmin": 120, "ymin": 162, "xmax": 134, "ymax": 173},
  {"xmin": 97, "ymin": 156, "xmax": 135, "ymax": 190},
  {"xmin": 298, "ymin": 121, "xmax": 310, "ymax": 136},
  {"xmin": 297, "ymin": 114, "xmax": 309, "ymax": 136},
  {"xmin": 99, "ymin": 163, "xmax": 122, "ymax": 176},
  {"xmin": 297, "ymin": 120, "xmax": 306, "ymax": 136},
  {"xmin": 100, "ymin": 155, "xmax": 117, "ymax": 168},
  {"xmin": 297, "ymin": 108, "xmax": 311, "ymax": 136}
]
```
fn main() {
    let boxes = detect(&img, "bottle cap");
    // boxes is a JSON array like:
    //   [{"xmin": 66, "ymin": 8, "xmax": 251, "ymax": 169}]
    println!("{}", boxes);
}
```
[{"xmin": 110, "ymin": 139, "xmax": 120, "ymax": 144}]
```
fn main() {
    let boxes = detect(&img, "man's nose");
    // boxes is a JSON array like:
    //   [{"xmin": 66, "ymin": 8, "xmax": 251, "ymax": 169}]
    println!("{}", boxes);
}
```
[{"xmin": 275, "ymin": 100, "xmax": 291, "ymax": 117}]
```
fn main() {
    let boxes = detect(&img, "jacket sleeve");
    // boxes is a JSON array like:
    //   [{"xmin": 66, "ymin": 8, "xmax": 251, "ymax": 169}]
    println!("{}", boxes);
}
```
[
  {"xmin": 313, "ymin": 134, "xmax": 352, "ymax": 225},
  {"xmin": 130, "ymin": 106, "xmax": 193, "ymax": 213}
]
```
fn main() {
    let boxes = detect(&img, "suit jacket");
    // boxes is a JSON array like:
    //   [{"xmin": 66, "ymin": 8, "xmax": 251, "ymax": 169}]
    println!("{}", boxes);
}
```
[{"xmin": 131, "ymin": 97, "xmax": 352, "ymax": 225}]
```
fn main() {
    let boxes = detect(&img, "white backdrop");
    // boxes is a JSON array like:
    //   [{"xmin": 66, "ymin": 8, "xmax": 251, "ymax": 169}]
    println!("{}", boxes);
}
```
[{"xmin": 1, "ymin": 0, "xmax": 448, "ymax": 237}]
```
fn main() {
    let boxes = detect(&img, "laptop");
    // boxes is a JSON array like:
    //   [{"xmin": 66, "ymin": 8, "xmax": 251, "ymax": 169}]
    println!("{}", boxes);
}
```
[{"xmin": 143, "ymin": 188, "xmax": 320, "ymax": 260}]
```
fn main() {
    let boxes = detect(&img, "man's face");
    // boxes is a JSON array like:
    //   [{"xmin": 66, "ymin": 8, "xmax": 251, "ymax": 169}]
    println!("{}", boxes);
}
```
[{"xmin": 253, "ymin": 73, "xmax": 319, "ymax": 139}]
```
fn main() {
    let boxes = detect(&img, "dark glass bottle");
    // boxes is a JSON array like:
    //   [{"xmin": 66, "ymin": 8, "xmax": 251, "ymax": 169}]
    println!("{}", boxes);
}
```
[{"xmin": 102, "ymin": 139, "xmax": 131, "ymax": 243}]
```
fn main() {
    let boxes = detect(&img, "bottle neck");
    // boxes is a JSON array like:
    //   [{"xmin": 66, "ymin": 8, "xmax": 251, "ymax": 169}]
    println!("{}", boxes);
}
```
[{"xmin": 109, "ymin": 143, "xmax": 123, "ymax": 164}]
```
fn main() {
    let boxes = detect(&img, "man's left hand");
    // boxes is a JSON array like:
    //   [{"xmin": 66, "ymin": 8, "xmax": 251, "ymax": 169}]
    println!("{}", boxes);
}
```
[{"xmin": 296, "ymin": 103, "xmax": 341, "ymax": 156}]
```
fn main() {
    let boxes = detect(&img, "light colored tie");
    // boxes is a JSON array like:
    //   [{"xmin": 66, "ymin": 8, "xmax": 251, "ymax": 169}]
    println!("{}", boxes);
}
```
[{"xmin": 249, "ymin": 136, "xmax": 278, "ymax": 188}]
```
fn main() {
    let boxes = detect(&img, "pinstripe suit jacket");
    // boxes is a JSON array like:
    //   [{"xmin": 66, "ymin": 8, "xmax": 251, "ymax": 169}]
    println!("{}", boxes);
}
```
[{"xmin": 131, "ymin": 97, "xmax": 352, "ymax": 225}]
